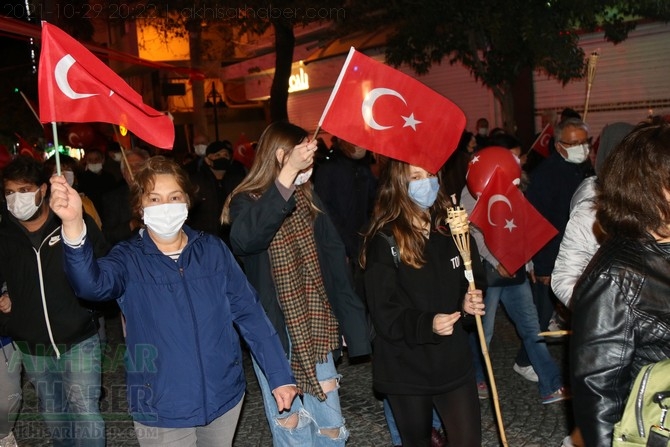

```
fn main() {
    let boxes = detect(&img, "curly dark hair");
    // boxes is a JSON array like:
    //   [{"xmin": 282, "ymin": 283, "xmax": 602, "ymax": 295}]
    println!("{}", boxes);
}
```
[
  {"xmin": 597, "ymin": 119, "xmax": 670, "ymax": 239},
  {"xmin": 129, "ymin": 156, "xmax": 195, "ymax": 222}
]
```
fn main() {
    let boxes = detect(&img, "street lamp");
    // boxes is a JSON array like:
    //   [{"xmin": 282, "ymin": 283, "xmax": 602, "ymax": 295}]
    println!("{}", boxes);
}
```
[{"xmin": 204, "ymin": 82, "xmax": 226, "ymax": 141}]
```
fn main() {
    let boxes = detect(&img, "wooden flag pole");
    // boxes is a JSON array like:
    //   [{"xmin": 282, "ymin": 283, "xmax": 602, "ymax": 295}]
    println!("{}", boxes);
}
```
[{"xmin": 446, "ymin": 206, "xmax": 508, "ymax": 447}]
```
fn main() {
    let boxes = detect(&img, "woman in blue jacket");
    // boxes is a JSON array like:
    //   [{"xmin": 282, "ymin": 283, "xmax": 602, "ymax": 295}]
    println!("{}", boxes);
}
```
[{"xmin": 49, "ymin": 156, "xmax": 297, "ymax": 447}]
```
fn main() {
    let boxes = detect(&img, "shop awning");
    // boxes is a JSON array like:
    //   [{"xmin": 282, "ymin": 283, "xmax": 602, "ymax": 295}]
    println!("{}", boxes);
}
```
[{"xmin": 302, "ymin": 27, "xmax": 394, "ymax": 64}]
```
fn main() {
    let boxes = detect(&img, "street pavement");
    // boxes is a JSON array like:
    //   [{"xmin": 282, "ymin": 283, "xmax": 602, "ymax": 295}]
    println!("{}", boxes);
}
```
[{"xmin": 14, "ymin": 306, "xmax": 573, "ymax": 446}]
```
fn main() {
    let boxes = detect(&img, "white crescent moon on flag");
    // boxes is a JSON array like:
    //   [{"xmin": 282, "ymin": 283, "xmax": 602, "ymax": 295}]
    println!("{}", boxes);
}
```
[
  {"xmin": 540, "ymin": 133, "xmax": 551, "ymax": 146},
  {"xmin": 55, "ymin": 54, "xmax": 99, "ymax": 100},
  {"xmin": 487, "ymin": 194, "xmax": 513, "ymax": 226},
  {"xmin": 361, "ymin": 88, "xmax": 407, "ymax": 130}
]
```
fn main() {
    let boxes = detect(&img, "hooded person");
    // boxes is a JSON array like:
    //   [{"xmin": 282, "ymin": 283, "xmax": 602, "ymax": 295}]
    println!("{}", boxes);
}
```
[{"xmin": 551, "ymin": 121, "xmax": 636, "ymax": 308}]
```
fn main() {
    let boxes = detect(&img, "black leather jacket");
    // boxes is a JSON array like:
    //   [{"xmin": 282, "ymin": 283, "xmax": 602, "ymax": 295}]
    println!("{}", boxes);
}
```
[{"xmin": 570, "ymin": 235, "xmax": 670, "ymax": 447}]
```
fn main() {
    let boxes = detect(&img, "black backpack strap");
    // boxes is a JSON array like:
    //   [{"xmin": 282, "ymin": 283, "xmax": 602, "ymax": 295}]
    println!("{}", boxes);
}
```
[{"xmin": 377, "ymin": 232, "xmax": 400, "ymax": 268}]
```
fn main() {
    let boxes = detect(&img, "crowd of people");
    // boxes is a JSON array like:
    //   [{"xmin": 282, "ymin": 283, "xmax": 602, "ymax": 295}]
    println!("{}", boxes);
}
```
[{"xmin": 0, "ymin": 110, "xmax": 667, "ymax": 447}]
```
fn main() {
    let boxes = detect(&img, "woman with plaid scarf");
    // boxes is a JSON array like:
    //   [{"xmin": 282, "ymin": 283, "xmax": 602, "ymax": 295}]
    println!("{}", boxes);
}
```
[{"xmin": 223, "ymin": 122, "xmax": 371, "ymax": 446}]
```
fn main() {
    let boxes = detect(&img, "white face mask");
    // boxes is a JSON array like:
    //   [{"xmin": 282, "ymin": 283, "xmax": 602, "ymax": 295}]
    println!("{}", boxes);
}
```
[
  {"xmin": 194, "ymin": 144, "xmax": 207, "ymax": 157},
  {"xmin": 63, "ymin": 170, "xmax": 76, "ymax": 187},
  {"xmin": 87, "ymin": 163, "xmax": 103, "ymax": 174},
  {"xmin": 143, "ymin": 203, "xmax": 188, "ymax": 240},
  {"xmin": 7, "ymin": 189, "xmax": 43, "ymax": 221},
  {"xmin": 294, "ymin": 168, "xmax": 313, "ymax": 186},
  {"xmin": 562, "ymin": 143, "xmax": 589, "ymax": 164},
  {"xmin": 478, "ymin": 127, "xmax": 488, "ymax": 137},
  {"xmin": 111, "ymin": 153, "xmax": 122, "ymax": 163}
]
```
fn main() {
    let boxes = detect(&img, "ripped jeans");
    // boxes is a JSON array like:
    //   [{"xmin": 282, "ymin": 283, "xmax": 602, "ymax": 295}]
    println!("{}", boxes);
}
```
[{"xmin": 252, "ymin": 352, "xmax": 348, "ymax": 447}]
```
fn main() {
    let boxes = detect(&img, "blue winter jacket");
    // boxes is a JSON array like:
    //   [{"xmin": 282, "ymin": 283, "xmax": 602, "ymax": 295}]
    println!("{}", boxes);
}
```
[{"xmin": 62, "ymin": 225, "xmax": 295, "ymax": 428}]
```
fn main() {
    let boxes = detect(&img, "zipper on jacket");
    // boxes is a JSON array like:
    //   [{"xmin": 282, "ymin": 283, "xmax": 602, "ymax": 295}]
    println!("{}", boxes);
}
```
[
  {"xmin": 178, "ymin": 254, "xmax": 210, "ymax": 420},
  {"xmin": 34, "ymin": 226, "xmax": 63, "ymax": 359}
]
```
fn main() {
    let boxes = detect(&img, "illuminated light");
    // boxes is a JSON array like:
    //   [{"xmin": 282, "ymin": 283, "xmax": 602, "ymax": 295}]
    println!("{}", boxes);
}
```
[
  {"xmin": 288, "ymin": 67, "xmax": 309, "ymax": 93},
  {"xmin": 119, "ymin": 125, "xmax": 128, "ymax": 136}
]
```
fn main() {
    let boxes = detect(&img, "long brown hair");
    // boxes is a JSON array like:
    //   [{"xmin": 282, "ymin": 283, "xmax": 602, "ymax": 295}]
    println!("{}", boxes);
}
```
[
  {"xmin": 597, "ymin": 119, "xmax": 670, "ymax": 240},
  {"xmin": 360, "ymin": 159, "xmax": 452, "ymax": 269},
  {"xmin": 222, "ymin": 121, "xmax": 320, "ymax": 223}
]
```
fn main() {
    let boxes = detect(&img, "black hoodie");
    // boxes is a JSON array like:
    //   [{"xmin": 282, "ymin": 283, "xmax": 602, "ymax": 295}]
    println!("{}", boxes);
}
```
[{"xmin": 0, "ymin": 209, "xmax": 108, "ymax": 356}]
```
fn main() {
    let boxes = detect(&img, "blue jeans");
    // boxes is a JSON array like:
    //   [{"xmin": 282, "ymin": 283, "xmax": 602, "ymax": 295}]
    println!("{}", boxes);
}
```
[
  {"xmin": 252, "ymin": 352, "xmax": 348, "ymax": 447},
  {"xmin": 516, "ymin": 280, "xmax": 557, "ymax": 367},
  {"xmin": 471, "ymin": 280, "xmax": 562, "ymax": 396},
  {"xmin": 0, "ymin": 342, "xmax": 21, "ymax": 438},
  {"xmin": 22, "ymin": 334, "xmax": 105, "ymax": 447},
  {"xmin": 383, "ymin": 398, "xmax": 442, "ymax": 445}
]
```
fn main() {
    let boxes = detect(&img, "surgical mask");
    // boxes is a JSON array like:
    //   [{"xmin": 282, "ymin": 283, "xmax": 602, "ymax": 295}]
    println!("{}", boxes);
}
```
[
  {"xmin": 408, "ymin": 177, "xmax": 439, "ymax": 209},
  {"xmin": 143, "ymin": 203, "xmax": 188, "ymax": 240},
  {"xmin": 6, "ymin": 190, "xmax": 43, "ymax": 221},
  {"xmin": 478, "ymin": 127, "xmax": 488, "ymax": 137},
  {"xmin": 562, "ymin": 143, "xmax": 589, "ymax": 164},
  {"xmin": 194, "ymin": 144, "xmax": 207, "ymax": 157},
  {"xmin": 111, "ymin": 153, "xmax": 122, "ymax": 163},
  {"xmin": 87, "ymin": 163, "xmax": 103, "ymax": 174},
  {"xmin": 294, "ymin": 168, "xmax": 313, "ymax": 186},
  {"xmin": 211, "ymin": 158, "xmax": 231, "ymax": 171},
  {"xmin": 63, "ymin": 170, "xmax": 76, "ymax": 187}
]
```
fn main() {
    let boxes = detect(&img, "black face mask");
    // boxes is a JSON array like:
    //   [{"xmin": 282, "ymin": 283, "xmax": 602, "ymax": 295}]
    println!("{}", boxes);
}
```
[{"xmin": 211, "ymin": 158, "xmax": 231, "ymax": 171}]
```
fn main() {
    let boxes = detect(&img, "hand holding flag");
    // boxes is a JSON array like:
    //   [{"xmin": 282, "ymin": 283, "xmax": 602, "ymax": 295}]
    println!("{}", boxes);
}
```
[
  {"xmin": 38, "ymin": 22, "xmax": 174, "ymax": 149},
  {"xmin": 318, "ymin": 48, "xmax": 465, "ymax": 174}
]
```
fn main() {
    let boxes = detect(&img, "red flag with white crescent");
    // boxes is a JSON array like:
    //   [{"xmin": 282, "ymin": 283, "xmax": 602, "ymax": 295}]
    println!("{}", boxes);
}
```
[
  {"xmin": 530, "ymin": 124, "xmax": 553, "ymax": 158},
  {"xmin": 470, "ymin": 168, "xmax": 557, "ymax": 273},
  {"xmin": 38, "ymin": 22, "xmax": 174, "ymax": 149},
  {"xmin": 233, "ymin": 133, "xmax": 255, "ymax": 170},
  {"xmin": 318, "ymin": 48, "xmax": 465, "ymax": 174}
]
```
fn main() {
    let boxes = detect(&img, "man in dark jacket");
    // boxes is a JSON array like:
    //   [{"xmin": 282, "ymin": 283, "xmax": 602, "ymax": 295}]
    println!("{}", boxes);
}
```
[
  {"xmin": 188, "ymin": 140, "xmax": 245, "ymax": 246},
  {"xmin": 0, "ymin": 156, "xmax": 108, "ymax": 446},
  {"xmin": 517, "ymin": 118, "xmax": 591, "ymax": 381}
]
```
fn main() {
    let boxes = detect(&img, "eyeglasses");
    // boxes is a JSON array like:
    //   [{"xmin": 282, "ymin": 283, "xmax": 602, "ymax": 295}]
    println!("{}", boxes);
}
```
[{"xmin": 558, "ymin": 140, "xmax": 590, "ymax": 148}]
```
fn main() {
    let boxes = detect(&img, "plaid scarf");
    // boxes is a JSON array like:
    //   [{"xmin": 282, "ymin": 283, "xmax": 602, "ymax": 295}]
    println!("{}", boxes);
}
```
[{"xmin": 268, "ymin": 188, "xmax": 340, "ymax": 401}]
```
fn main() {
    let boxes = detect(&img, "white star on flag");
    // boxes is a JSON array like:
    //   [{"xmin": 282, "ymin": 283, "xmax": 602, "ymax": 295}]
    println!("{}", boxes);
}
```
[
  {"xmin": 402, "ymin": 113, "xmax": 422, "ymax": 130},
  {"xmin": 504, "ymin": 219, "xmax": 517, "ymax": 232}
]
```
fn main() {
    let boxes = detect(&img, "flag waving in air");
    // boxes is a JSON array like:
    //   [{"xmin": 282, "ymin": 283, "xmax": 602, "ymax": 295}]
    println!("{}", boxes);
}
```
[
  {"xmin": 318, "ymin": 48, "xmax": 465, "ymax": 174},
  {"xmin": 469, "ymin": 168, "xmax": 557, "ymax": 274},
  {"xmin": 38, "ymin": 22, "xmax": 174, "ymax": 149},
  {"xmin": 530, "ymin": 123, "xmax": 553, "ymax": 158}
]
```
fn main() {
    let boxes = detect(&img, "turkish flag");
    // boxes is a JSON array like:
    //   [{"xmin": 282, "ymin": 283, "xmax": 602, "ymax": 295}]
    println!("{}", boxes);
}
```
[
  {"xmin": 318, "ymin": 48, "xmax": 465, "ymax": 174},
  {"xmin": 233, "ymin": 133, "xmax": 255, "ymax": 170},
  {"xmin": 469, "ymin": 168, "xmax": 557, "ymax": 274},
  {"xmin": 15, "ymin": 133, "xmax": 43, "ymax": 161},
  {"xmin": 38, "ymin": 22, "xmax": 174, "ymax": 149},
  {"xmin": 530, "ymin": 124, "xmax": 553, "ymax": 157}
]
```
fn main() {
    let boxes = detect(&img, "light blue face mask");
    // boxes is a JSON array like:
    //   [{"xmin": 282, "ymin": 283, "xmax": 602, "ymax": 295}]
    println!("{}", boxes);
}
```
[{"xmin": 408, "ymin": 177, "xmax": 439, "ymax": 209}]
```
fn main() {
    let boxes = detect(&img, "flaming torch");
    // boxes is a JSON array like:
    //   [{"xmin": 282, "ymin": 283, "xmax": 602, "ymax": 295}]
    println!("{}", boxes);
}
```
[
  {"xmin": 446, "ymin": 205, "xmax": 508, "ymax": 447},
  {"xmin": 583, "ymin": 50, "xmax": 600, "ymax": 122}
]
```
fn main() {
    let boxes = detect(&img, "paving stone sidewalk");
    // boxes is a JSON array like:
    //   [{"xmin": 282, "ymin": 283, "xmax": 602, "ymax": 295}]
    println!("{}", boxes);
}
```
[{"xmin": 14, "ymin": 307, "xmax": 573, "ymax": 446}]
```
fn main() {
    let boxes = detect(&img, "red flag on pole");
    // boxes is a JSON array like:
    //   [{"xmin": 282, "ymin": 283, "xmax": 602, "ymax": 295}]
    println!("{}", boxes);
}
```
[
  {"xmin": 15, "ymin": 133, "xmax": 43, "ymax": 161},
  {"xmin": 38, "ymin": 22, "xmax": 174, "ymax": 149},
  {"xmin": 318, "ymin": 48, "xmax": 465, "ymax": 174},
  {"xmin": 469, "ymin": 168, "xmax": 557, "ymax": 274},
  {"xmin": 530, "ymin": 123, "xmax": 553, "ymax": 157}
]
